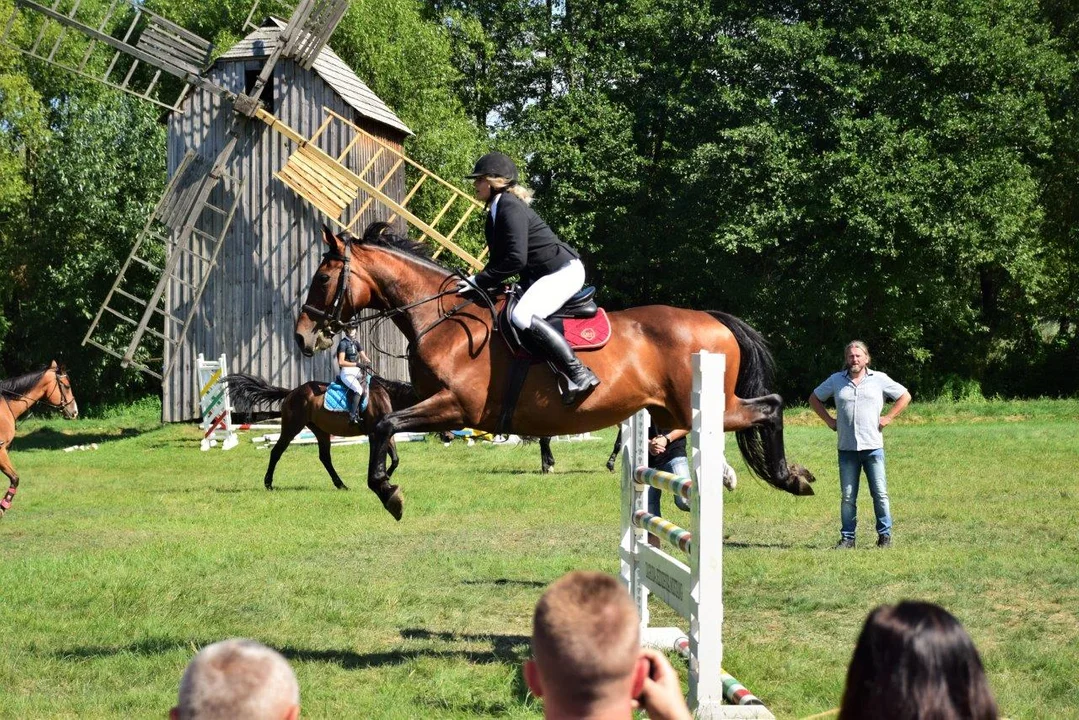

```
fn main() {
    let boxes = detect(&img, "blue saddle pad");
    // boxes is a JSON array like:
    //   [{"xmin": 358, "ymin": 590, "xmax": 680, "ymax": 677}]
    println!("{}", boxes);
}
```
[{"xmin": 325, "ymin": 376, "xmax": 371, "ymax": 413}]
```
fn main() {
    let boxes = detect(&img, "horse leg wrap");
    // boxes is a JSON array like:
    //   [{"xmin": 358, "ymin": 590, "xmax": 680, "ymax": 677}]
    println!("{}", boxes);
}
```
[{"xmin": 0, "ymin": 485, "xmax": 16, "ymax": 513}]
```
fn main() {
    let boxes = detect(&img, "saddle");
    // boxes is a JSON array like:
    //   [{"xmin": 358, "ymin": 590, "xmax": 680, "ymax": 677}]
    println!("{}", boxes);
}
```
[
  {"xmin": 494, "ymin": 286, "xmax": 611, "ymax": 435},
  {"xmin": 497, "ymin": 285, "xmax": 611, "ymax": 357},
  {"xmin": 323, "ymin": 376, "xmax": 372, "ymax": 414}
]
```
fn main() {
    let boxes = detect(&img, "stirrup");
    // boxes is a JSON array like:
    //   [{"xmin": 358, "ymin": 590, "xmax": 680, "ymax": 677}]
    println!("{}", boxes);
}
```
[{"xmin": 556, "ymin": 370, "xmax": 600, "ymax": 406}]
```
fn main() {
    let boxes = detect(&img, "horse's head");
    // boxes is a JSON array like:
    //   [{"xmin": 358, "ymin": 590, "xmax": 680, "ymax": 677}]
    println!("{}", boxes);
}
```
[
  {"xmin": 295, "ymin": 225, "xmax": 378, "ymax": 357},
  {"xmin": 47, "ymin": 361, "xmax": 79, "ymax": 419}
]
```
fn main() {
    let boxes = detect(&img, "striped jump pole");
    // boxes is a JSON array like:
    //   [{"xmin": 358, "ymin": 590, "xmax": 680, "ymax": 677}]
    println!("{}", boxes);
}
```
[
  {"xmin": 196, "ymin": 353, "xmax": 239, "ymax": 451},
  {"xmin": 619, "ymin": 351, "xmax": 774, "ymax": 720}
]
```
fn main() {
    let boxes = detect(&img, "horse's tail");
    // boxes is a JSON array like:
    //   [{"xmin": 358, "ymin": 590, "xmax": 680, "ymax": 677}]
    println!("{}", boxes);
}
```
[
  {"xmin": 225, "ymin": 373, "xmax": 291, "ymax": 413},
  {"xmin": 706, "ymin": 311, "xmax": 777, "ymax": 484}
]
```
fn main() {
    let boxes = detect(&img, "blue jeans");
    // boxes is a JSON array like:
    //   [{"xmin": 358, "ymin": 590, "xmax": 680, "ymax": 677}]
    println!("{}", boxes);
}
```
[
  {"xmin": 647, "ymin": 455, "xmax": 691, "ymax": 516},
  {"xmin": 838, "ymin": 449, "xmax": 892, "ymax": 540}
]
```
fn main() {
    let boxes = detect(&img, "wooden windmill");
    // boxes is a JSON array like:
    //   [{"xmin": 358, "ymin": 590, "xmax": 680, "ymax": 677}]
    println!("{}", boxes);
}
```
[{"xmin": 1, "ymin": 0, "xmax": 488, "ymax": 419}]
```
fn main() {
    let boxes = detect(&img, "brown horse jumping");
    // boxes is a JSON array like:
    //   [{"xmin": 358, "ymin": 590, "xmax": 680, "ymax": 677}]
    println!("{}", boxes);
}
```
[
  {"xmin": 295, "ymin": 224, "xmax": 815, "ymax": 520},
  {"xmin": 225, "ymin": 372, "xmax": 417, "ymax": 490},
  {"xmin": 0, "ymin": 361, "xmax": 79, "ymax": 519}
]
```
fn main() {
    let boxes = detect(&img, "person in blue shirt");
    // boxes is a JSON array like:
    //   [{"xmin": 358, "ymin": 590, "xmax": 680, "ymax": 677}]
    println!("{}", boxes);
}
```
[
  {"xmin": 336, "ymin": 326, "xmax": 372, "ymax": 425},
  {"xmin": 809, "ymin": 340, "xmax": 912, "ymax": 549}
]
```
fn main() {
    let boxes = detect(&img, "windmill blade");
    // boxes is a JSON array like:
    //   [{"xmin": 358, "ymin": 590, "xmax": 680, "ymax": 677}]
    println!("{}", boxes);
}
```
[
  {"xmin": 278, "ymin": 0, "xmax": 349, "ymax": 69},
  {"xmin": 1, "ymin": 0, "xmax": 224, "ymax": 111},
  {"xmin": 263, "ymin": 106, "xmax": 486, "ymax": 270},
  {"xmin": 83, "ymin": 144, "xmax": 245, "ymax": 380}
]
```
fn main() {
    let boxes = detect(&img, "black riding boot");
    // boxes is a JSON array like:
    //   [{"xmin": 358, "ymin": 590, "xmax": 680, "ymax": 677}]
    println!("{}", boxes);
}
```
[
  {"xmin": 524, "ymin": 316, "xmax": 600, "ymax": 405},
  {"xmin": 348, "ymin": 390, "xmax": 363, "ymax": 425}
]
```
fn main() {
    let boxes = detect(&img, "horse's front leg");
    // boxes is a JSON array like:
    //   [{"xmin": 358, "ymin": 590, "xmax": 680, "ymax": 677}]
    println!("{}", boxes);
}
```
[
  {"xmin": 0, "ymin": 447, "xmax": 20, "ymax": 520},
  {"xmin": 368, "ymin": 391, "xmax": 464, "ymax": 521},
  {"xmin": 540, "ymin": 437, "xmax": 554, "ymax": 474},
  {"xmin": 386, "ymin": 438, "xmax": 400, "ymax": 478},
  {"xmin": 606, "ymin": 426, "xmax": 624, "ymax": 472}
]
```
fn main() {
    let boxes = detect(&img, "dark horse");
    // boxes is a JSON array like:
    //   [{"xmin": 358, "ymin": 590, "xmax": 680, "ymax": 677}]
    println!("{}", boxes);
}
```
[
  {"xmin": 226, "ymin": 372, "xmax": 416, "ymax": 490},
  {"xmin": 0, "ymin": 361, "xmax": 79, "ymax": 519},
  {"xmin": 294, "ymin": 224, "xmax": 815, "ymax": 520}
]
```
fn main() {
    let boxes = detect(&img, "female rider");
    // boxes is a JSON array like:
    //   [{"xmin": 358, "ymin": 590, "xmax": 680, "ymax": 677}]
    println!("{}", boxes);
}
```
[{"xmin": 458, "ymin": 152, "xmax": 600, "ymax": 405}]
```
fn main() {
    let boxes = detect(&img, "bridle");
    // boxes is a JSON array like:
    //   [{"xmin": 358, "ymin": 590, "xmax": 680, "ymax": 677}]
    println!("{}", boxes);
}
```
[
  {"xmin": 301, "ymin": 237, "xmax": 357, "ymax": 335},
  {"xmin": 53, "ymin": 373, "xmax": 75, "ymax": 411},
  {"xmin": 301, "ymin": 238, "xmax": 500, "ymax": 360}
]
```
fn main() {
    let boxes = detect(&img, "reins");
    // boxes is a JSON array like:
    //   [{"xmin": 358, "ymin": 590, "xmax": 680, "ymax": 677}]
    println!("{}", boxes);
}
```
[{"xmin": 305, "ymin": 239, "xmax": 500, "ymax": 361}]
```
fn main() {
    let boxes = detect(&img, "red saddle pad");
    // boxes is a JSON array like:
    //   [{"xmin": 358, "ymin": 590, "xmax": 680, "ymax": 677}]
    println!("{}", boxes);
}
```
[{"xmin": 563, "ymin": 308, "xmax": 611, "ymax": 351}]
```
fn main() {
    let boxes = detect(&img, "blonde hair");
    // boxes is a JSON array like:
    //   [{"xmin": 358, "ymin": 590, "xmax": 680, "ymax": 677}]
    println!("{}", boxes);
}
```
[
  {"xmin": 845, "ymin": 340, "xmax": 871, "ymax": 369},
  {"xmin": 487, "ymin": 175, "xmax": 534, "ymax": 204},
  {"xmin": 531, "ymin": 571, "xmax": 640, "ymax": 707},
  {"xmin": 176, "ymin": 639, "xmax": 299, "ymax": 719}
]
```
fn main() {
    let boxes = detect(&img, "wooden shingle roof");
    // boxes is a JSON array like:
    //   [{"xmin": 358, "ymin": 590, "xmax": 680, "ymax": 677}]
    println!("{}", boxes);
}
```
[{"xmin": 218, "ymin": 18, "xmax": 412, "ymax": 136}]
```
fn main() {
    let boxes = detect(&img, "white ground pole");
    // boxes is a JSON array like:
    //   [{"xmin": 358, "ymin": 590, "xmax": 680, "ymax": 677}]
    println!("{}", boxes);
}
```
[{"xmin": 619, "ymin": 351, "xmax": 774, "ymax": 719}]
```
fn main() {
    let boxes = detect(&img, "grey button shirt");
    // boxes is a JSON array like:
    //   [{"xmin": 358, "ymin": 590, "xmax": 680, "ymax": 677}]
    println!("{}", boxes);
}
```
[{"xmin": 813, "ymin": 370, "xmax": 908, "ymax": 451}]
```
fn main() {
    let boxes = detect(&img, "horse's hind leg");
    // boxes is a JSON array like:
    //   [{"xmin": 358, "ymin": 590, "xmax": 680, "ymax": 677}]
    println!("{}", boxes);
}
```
[
  {"xmin": 0, "ymin": 448, "xmax": 19, "ymax": 519},
  {"xmin": 311, "ymin": 427, "xmax": 348, "ymax": 490},
  {"xmin": 726, "ymin": 394, "xmax": 815, "ymax": 496},
  {"xmin": 264, "ymin": 421, "xmax": 302, "ymax": 490}
]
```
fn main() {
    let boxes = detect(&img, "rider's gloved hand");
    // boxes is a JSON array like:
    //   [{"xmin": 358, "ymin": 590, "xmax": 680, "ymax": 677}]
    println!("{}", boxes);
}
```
[{"xmin": 456, "ymin": 275, "xmax": 479, "ymax": 294}]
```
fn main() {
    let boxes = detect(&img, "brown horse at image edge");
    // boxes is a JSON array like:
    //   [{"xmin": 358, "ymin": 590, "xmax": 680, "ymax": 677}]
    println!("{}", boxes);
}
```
[
  {"xmin": 0, "ymin": 361, "xmax": 79, "ymax": 519},
  {"xmin": 295, "ymin": 223, "xmax": 815, "ymax": 520}
]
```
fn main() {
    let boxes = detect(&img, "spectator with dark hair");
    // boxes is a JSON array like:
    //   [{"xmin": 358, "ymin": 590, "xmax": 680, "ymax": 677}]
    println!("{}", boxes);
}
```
[
  {"xmin": 525, "ymin": 570, "xmax": 692, "ymax": 720},
  {"xmin": 170, "ymin": 638, "xmax": 300, "ymax": 720},
  {"xmin": 839, "ymin": 601, "xmax": 999, "ymax": 720}
]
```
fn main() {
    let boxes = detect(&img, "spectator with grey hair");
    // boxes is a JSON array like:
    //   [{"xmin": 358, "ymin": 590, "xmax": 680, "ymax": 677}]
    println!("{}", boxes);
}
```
[
  {"xmin": 170, "ymin": 638, "xmax": 300, "ymax": 720},
  {"xmin": 809, "ymin": 340, "xmax": 912, "ymax": 549}
]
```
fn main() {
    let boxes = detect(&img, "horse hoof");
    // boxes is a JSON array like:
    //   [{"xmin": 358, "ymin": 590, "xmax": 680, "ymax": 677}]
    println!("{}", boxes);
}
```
[
  {"xmin": 723, "ymin": 465, "xmax": 737, "ymax": 491},
  {"xmin": 790, "ymin": 463, "xmax": 816, "ymax": 483},
  {"xmin": 383, "ymin": 487, "xmax": 404, "ymax": 521},
  {"xmin": 336, "ymin": 483, "xmax": 349, "ymax": 491},
  {"xmin": 787, "ymin": 473, "xmax": 815, "ymax": 496},
  {"xmin": 265, "ymin": 485, "xmax": 274, "ymax": 491}
]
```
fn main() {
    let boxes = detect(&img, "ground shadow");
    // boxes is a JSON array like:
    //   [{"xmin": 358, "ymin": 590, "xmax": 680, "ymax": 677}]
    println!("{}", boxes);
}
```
[
  {"xmin": 13, "ymin": 426, "xmax": 144, "ymax": 451},
  {"xmin": 724, "ymin": 541, "xmax": 795, "ymax": 550},
  {"xmin": 460, "ymin": 578, "xmax": 546, "ymax": 588},
  {"xmin": 54, "ymin": 637, "xmax": 208, "ymax": 659}
]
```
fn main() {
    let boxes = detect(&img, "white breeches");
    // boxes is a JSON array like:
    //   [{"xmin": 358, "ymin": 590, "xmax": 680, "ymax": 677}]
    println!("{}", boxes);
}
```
[
  {"xmin": 510, "ymin": 259, "xmax": 585, "ymax": 330},
  {"xmin": 338, "ymin": 366, "xmax": 365, "ymax": 394}
]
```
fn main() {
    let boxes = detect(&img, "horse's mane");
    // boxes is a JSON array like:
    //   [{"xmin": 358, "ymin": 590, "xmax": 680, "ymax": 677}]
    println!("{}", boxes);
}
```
[
  {"xmin": 354, "ymin": 222, "xmax": 452, "ymax": 275},
  {"xmin": 0, "ymin": 366, "xmax": 50, "ymax": 398},
  {"xmin": 370, "ymin": 375, "xmax": 420, "ymax": 409}
]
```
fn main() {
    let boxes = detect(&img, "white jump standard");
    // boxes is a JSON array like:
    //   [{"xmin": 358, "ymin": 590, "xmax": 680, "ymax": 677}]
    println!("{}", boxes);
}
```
[{"xmin": 619, "ymin": 351, "xmax": 774, "ymax": 719}]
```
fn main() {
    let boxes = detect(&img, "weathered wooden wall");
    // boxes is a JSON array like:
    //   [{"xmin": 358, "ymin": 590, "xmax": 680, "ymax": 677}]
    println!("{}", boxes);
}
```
[{"xmin": 163, "ymin": 58, "xmax": 409, "ymax": 422}]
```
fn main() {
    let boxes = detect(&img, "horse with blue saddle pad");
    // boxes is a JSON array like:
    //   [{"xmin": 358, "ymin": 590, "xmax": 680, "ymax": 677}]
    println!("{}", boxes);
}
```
[{"xmin": 226, "ymin": 371, "xmax": 416, "ymax": 490}]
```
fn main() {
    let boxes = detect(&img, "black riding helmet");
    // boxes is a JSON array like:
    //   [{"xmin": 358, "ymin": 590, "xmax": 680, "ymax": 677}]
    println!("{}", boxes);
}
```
[{"xmin": 464, "ymin": 152, "xmax": 518, "ymax": 184}]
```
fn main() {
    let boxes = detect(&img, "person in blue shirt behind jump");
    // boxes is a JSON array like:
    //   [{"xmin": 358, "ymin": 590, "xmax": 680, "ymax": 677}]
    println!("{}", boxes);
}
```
[
  {"xmin": 336, "ymin": 326, "xmax": 372, "ymax": 425},
  {"xmin": 809, "ymin": 340, "xmax": 912, "ymax": 549}
]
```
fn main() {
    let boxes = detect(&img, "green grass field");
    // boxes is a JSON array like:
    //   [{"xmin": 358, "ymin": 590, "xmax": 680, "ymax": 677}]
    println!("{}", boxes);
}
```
[{"xmin": 1, "ymin": 398, "xmax": 1077, "ymax": 719}]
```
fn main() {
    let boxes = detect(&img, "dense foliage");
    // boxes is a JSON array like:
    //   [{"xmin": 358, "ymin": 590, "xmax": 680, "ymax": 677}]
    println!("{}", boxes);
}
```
[{"xmin": 1, "ymin": 0, "xmax": 1076, "ymax": 406}]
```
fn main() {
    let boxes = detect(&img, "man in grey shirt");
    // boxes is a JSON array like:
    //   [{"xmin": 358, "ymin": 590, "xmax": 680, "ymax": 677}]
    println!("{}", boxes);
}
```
[{"xmin": 809, "ymin": 340, "xmax": 912, "ymax": 549}]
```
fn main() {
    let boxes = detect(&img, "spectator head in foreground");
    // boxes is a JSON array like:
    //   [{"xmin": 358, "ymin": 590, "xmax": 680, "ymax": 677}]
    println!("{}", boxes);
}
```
[
  {"xmin": 170, "ymin": 638, "xmax": 300, "ymax": 720},
  {"xmin": 526, "ymin": 570, "xmax": 691, "ymax": 720},
  {"xmin": 839, "ymin": 601, "xmax": 998, "ymax": 720}
]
